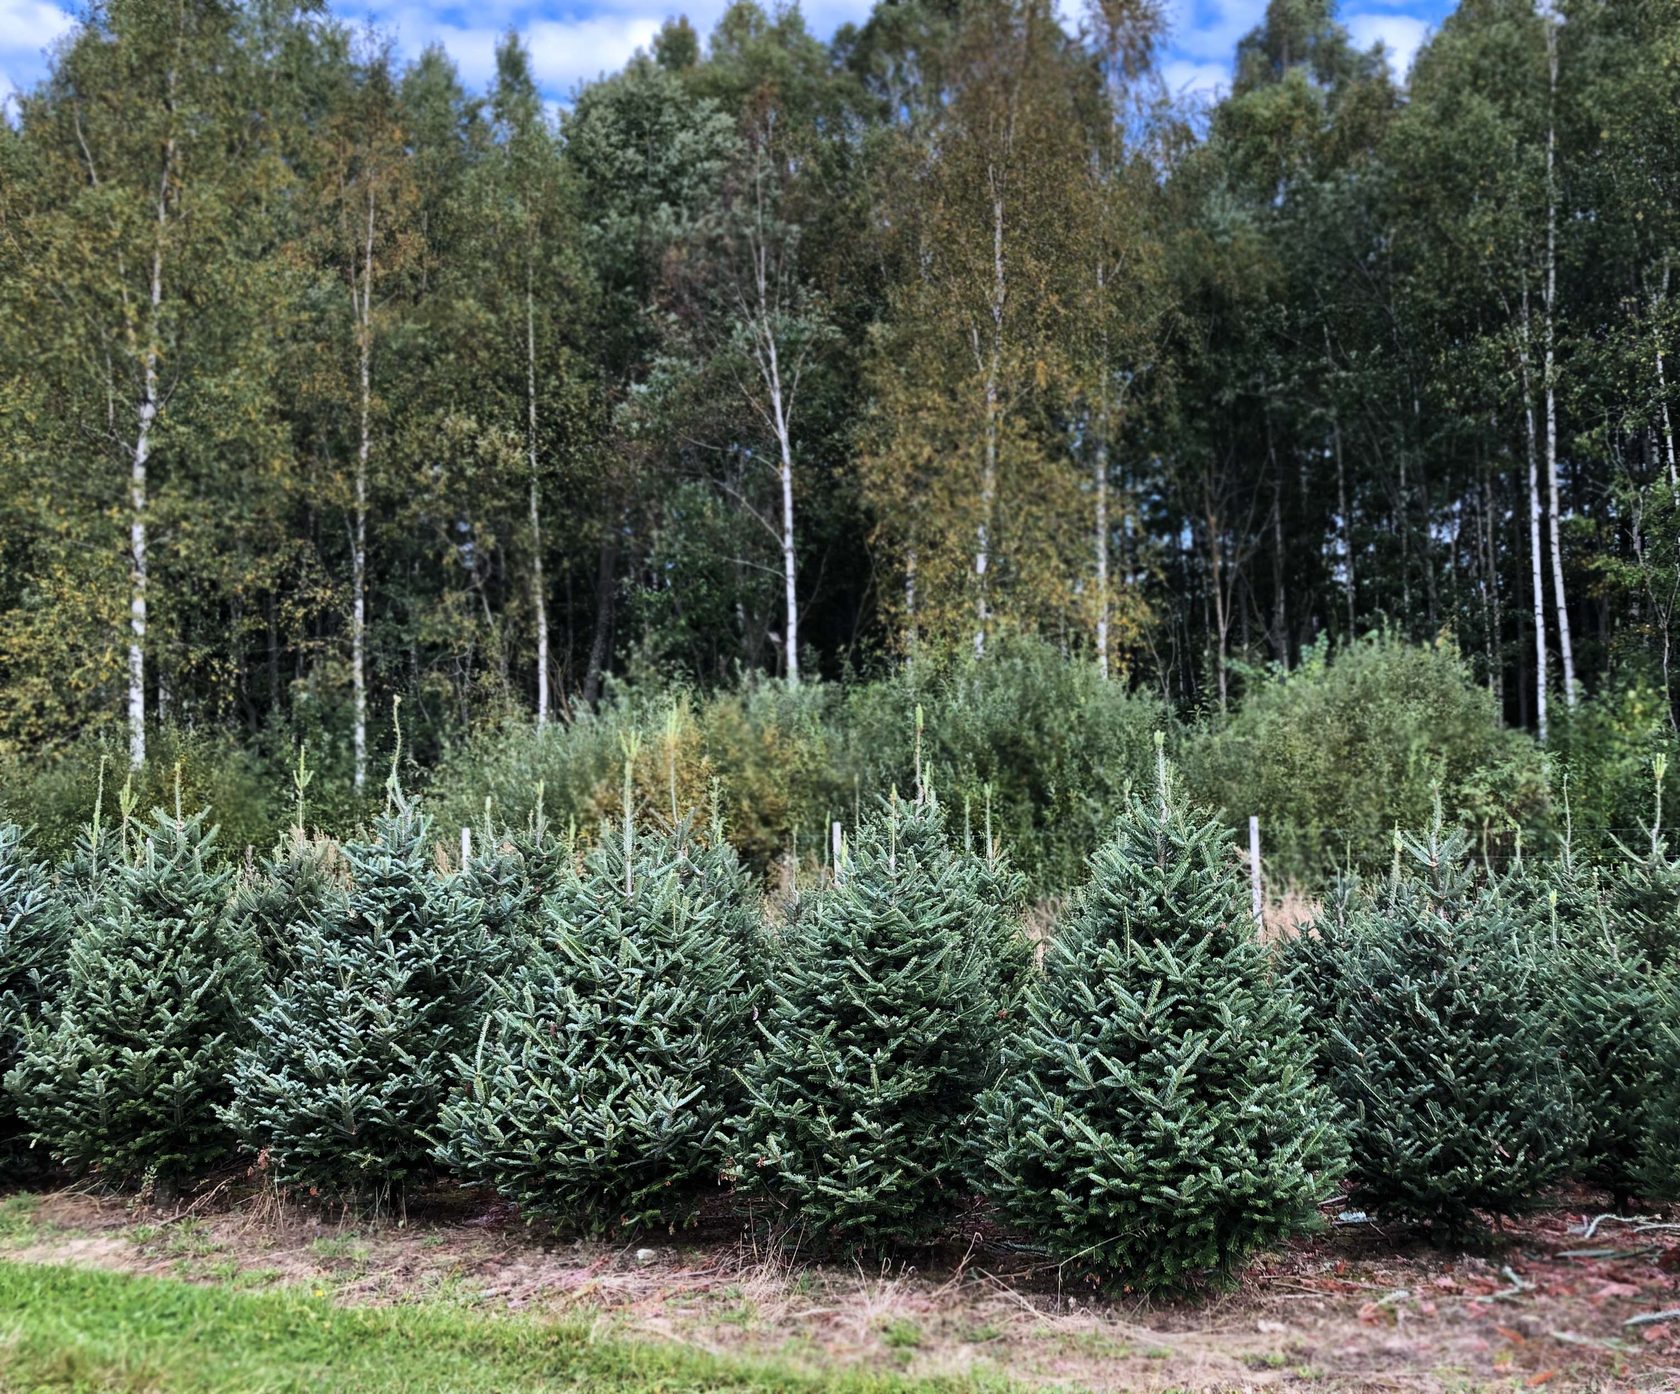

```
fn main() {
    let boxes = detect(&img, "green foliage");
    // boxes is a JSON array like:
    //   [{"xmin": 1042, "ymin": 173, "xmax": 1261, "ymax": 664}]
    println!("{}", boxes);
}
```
[
  {"xmin": 729, "ymin": 791, "xmax": 1000, "ymax": 1251},
  {"xmin": 1185, "ymin": 635, "xmax": 1548, "ymax": 882},
  {"xmin": 1293, "ymin": 815, "xmax": 1581, "ymax": 1232},
  {"xmin": 982, "ymin": 763, "xmax": 1343, "ymax": 1291},
  {"xmin": 0, "ymin": 824, "xmax": 69, "ymax": 1173},
  {"xmin": 841, "ymin": 639, "xmax": 1170, "ymax": 893},
  {"xmin": 435, "ymin": 816, "xmax": 762, "ymax": 1233},
  {"xmin": 6, "ymin": 808, "xmax": 262, "ymax": 1189},
  {"xmin": 1506, "ymin": 856, "xmax": 1663, "ymax": 1198},
  {"xmin": 232, "ymin": 830, "xmax": 347, "ymax": 984},
  {"xmin": 1644, "ymin": 980, "xmax": 1680, "ymax": 1201},
  {"xmin": 223, "ymin": 792, "xmax": 493, "ymax": 1207}
]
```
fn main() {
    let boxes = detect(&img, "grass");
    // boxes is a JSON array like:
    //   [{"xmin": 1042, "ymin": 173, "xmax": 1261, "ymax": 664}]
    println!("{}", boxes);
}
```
[{"xmin": 0, "ymin": 1260, "xmax": 1010, "ymax": 1393}]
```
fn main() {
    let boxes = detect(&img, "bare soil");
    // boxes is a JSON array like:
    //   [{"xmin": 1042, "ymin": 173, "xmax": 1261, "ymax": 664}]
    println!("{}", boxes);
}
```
[{"xmin": 3, "ymin": 1182, "xmax": 1678, "ymax": 1393}]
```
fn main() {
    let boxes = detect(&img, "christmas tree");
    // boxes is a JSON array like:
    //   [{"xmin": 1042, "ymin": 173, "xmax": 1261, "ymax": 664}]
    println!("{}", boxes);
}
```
[
  {"xmin": 1644, "ymin": 982, "xmax": 1680, "ymax": 1199},
  {"xmin": 224, "ymin": 785, "xmax": 493, "ymax": 1209},
  {"xmin": 983, "ymin": 753, "xmax": 1343, "ymax": 1291},
  {"xmin": 232, "ymin": 829, "xmax": 345, "ymax": 984},
  {"xmin": 1601, "ymin": 756, "xmax": 1680, "ymax": 968},
  {"xmin": 0, "ymin": 823, "xmax": 69, "ymax": 1173},
  {"xmin": 435, "ymin": 800, "xmax": 758, "ymax": 1234},
  {"xmin": 1514, "ymin": 847, "xmax": 1660, "ymax": 1202},
  {"xmin": 8, "ymin": 803, "xmax": 261, "ymax": 1191},
  {"xmin": 730, "ymin": 788, "xmax": 995, "ymax": 1252},
  {"xmin": 456, "ymin": 793, "xmax": 571, "ymax": 981},
  {"xmin": 1306, "ymin": 810, "xmax": 1580, "ymax": 1233}
]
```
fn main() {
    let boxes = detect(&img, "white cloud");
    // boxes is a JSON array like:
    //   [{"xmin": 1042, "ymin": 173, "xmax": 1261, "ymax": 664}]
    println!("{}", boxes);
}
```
[
  {"xmin": 526, "ymin": 14, "xmax": 663, "ymax": 93},
  {"xmin": 1160, "ymin": 57, "xmax": 1229, "ymax": 101},
  {"xmin": 0, "ymin": 0, "xmax": 74, "ymax": 102},
  {"xmin": 1345, "ymin": 11, "xmax": 1430, "ymax": 76},
  {"xmin": 1163, "ymin": 0, "xmax": 1267, "ymax": 62}
]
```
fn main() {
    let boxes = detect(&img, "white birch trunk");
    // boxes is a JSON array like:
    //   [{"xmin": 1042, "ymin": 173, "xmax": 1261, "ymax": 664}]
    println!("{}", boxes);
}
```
[
  {"xmin": 1520, "ymin": 278, "xmax": 1550, "ymax": 743},
  {"xmin": 1657, "ymin": 258, "xmax": 1676, "ymax": 490},
  {"xmin": 126, "ymin": 85, "xmax": 177, "ymax": 770},
  {"xmin": 526, "ymin": 264, "xmax": 549, "ymax": 725},
  {"xmin": 1093, "ymin": 257, "xmax": 1110, "ymax": 681},
  {"xmin": 1543, "ymin": 17, "xmax": 1576, "ymax": 707},
  {"xmin": 975, "ymin": 189, "xmax": 1004, "ymax": 659},
  {"xmin": 352, "ymin": 190, "xmax": 373, "ymax": 793}
]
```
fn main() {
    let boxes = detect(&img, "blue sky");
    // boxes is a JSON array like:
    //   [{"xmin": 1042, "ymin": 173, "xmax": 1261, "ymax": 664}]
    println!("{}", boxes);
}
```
[{"xmin": 1, "ymin": 0, "xmax": 1455, "ymax": 116}]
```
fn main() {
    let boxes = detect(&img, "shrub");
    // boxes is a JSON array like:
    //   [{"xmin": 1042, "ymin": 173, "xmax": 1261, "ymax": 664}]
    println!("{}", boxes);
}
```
[
  {"xmin": 434, "ymin": 815, "xmax": 761, "ymax": 1233},
  {"xmin": 729, "ymin": 790, "xmax": 1000, "ymax": 1251},
  {"xmin": 223, "ymin": 790, "xmax": 493, "ymax": 1207},
  {"xmin": 1298, "ymin": 814, "xmax": 1581, "ymax": 1233},
  {"xmin": 0, "ymin": 823, "xmax": 69, "ymax": 1173},
  {"xmin": 1183, "ymin": 633, "xmax": 1548, "ymax": 883},
  {"xmin": 7, "ymin": 807, "xmax": 262, "ymax": 1190},
  {"xmin": 839, "ymin": 636, "xmax": 1169, "ymax": 893},
  {"xmin": 982, "ymin": 759, "xmax": 1344, "ymax": 1290}
]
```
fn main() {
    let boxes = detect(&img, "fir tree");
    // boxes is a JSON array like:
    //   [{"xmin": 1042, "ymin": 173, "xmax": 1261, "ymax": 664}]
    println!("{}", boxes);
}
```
[
  {"xmin": 224, "ymin": 786, "xmax": 492, "ymax": 1208},
  {"xmin": 456, "ymin": 794, "xmax": 571, "ymax": 981},
  {"xmin": 982, "ymin": 756, "xmax": 1343, "ymax": 1291},
  {"xmin": 0, "ymin": 823, "xmax": 69, "ymax": 1173},
  {"xmin": 7, "ymin": 805, "xmax": 261, "ymax": 1190},
  {"xmin": 1643, "ymin": 978, "xmax": 1680, "ymax": 1200},
  {"xmin": 435, "ymin": 810, "xmax": 758, "ymax": 1234},
  {"xmin": 1310, "ymin": 812, "xmax": 1581, "ymax": 1233},
  {"xmin": 730, "ymin": 789, "xmax": 995, "ymax": 1252},
  {"xmin": 1602, "ymin": 757, "xmax": 1680, "ymax": 969},
  {"xmin": 1518, "ymin": 849, "xmax": 1660, "ymax": 1202},
  {"xmin": 233, "ymin": 829, "xmax": 345, "ymax": 984}
]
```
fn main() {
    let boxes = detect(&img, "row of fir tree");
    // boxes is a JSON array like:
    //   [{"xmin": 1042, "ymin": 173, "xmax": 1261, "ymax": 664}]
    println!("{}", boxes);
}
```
[{"xmin": 2, "ymin": 753, "xmax": 1679, "ymax": 1290}]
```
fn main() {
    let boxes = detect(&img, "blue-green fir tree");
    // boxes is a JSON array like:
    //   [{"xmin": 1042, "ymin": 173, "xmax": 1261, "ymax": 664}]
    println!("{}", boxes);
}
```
[
  {"xmin": 7, "ymin": 804, "xmax": 261, "ymax": 1190},
  {"xmin": 729, "ymin": 788, "xmax": 996, "ymax": 1252},
  {"xmin": 224, "ymin": 782, "xmax": 493, "ymax": 1208},
  {"xmin": 1303, "ymin": 811, "xmax": 1582, "ymax": 1233},
  {"xmin": 0, "ymin": 823, "xmax": 70, "ymax": 1174},
  {"xmin": 435, "ymin": 802, "xmax": 761, "ymax": 1234},
  {"xmin": 982, "ymin": 754, "xmax": 1344, "ymax": 1291}
]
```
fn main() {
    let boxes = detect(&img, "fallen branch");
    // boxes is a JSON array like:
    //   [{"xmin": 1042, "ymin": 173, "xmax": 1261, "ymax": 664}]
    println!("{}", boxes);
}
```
[{"xmin": 1623, "ymin": 1309, "xmax": 1680, "ymax": 1328}]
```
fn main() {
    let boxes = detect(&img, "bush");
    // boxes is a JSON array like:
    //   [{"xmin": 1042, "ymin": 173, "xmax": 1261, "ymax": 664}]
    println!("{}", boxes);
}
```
[
  {"xmin": 224, "ymin": 790, "xmax": 493, "ymax": 1207},
  {"xmin": 982, "ymin": 759, "xmax": 1343, "ymax": 1290},
  {"xmin": 1293, "ymin": 814, "xmax": 1581, "ymax": 1232},
  {"xmin": 0, "ymin": 823, "xmax": 69, "ymax": 1173},
  {"xmin": 839, "ymin": 637, "xmax": 1170, "ymax": 893},
  {"xmin": 1184, "ymin": 633, "xmax": 1548, "ymax": 883},
  {"xmin": 7, "ymin": 807, "xmax": 262, "ymax": 1189},
  {"xmin": 435, "ymin": 812, "xmax": 761, "ymax": 1234},
  {"xmin": 729, "ymin": 791, "xmax": 1001, "ymax": 1252}
]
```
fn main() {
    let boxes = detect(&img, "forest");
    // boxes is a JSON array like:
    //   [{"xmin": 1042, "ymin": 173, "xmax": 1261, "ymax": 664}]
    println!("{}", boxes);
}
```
[{"xmin": 3, "ymin": 0, "xmax": 1680, "ymax": 879}]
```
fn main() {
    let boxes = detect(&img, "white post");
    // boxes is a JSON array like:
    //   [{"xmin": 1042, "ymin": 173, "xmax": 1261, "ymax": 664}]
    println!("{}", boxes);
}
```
[
  {"xmin": 1248, "ymin": 815, "xmax": 1263, "ymax": 929},
  {"xmin": 831, "ymin": 820, "xmax": 844, "ymax": 886},
  {"xmin": 460, "ymin": 826, "xmax": 472, "ymax": 870}
]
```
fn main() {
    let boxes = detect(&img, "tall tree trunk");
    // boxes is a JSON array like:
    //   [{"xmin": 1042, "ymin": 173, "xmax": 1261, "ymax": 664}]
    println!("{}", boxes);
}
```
[
  {"xmin": 1520, "ymin": 276, "xmax": 1550, "ymax": 742},
  {"xmin": 974, "ymin": 187, "xmax": 1004, "ymax": 658},
  {"xmin": 526, "ymin": 263, "xmax": 549, "ymax": 726},
  {"xmin": 1093, "ymin": 256, "xmax": 1110, "ymax": 680},
  {"xmin": 1656, "ymin": 257, "xmax": 1676, "ymax": 490},
  {"xmin": 125, "ymin": 74, "xmax": 178, "ymax": 770},
  {"xmin": 351, "ymin": 190, "xmax": 373, "ymax": 793},
  {"xmin": 1543, "ymin": 16, "xmax": 1576, "ymax": 707}
]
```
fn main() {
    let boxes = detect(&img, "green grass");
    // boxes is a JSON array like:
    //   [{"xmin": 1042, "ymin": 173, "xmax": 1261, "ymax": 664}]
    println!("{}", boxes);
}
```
[{"xmin": 0, "ymin": 1260, "xmax": 1010, "ymax": 1393}]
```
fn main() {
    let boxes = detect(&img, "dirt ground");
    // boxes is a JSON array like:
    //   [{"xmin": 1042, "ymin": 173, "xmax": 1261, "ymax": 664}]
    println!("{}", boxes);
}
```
[{"xmin": 3, "ymin": 1183, "xmax": 1678, "ymax": 1393}]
